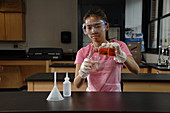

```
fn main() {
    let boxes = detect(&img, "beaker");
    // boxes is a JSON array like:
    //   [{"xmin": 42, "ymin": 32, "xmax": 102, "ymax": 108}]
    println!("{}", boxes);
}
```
[{"xmin": 90, "ymin": 54, "xmax": 100, "ymax": 73}]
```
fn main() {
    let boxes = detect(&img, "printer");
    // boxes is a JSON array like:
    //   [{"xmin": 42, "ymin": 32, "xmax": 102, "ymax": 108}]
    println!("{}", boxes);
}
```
[{"xmin": 28, "ymin": 48, "xmax": 63, "ymax": 60}]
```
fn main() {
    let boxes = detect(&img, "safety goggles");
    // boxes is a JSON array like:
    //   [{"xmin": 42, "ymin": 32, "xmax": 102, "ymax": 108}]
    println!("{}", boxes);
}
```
[{"xmin": 82, "ymin": 20, "xmax": 107, "ymax": 35}]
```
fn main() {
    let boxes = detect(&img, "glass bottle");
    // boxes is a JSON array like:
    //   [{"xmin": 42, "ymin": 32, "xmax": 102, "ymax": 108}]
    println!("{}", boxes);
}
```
[{"xmin": 94, "ymin": 47, "xmax": 116, "ymax": 56}]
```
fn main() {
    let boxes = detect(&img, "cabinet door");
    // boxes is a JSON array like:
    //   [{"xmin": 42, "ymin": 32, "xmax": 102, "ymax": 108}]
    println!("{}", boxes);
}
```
[
  {"xmin": 0, "ymin": 13, "xmax": 5, "ymax": 40},
  {"xmin": 0, "ymin": 0, "xmax": 23, "ymax": 12},
  {"xmin": 5, "ymin": 13, "xmax": 24, "ymax": 41},
  {"xmin": 0, "ymin": 66, "xmax": 23, "ymax": 88}
]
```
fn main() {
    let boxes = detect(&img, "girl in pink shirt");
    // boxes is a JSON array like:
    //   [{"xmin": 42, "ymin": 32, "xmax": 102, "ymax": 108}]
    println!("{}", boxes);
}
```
[{"xmin": 74, "ymin": 8, "xmax": 140, "ymax": 92}]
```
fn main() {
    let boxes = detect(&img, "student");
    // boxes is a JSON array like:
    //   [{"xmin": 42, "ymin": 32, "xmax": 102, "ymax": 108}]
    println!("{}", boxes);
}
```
[{"xmin": 74, "ymin": 8, "xmax": 140, "ymax": 92}]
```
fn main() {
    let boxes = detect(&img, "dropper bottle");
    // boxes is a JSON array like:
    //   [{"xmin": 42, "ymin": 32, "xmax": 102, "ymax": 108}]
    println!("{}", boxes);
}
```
[{"xmin": 63, "ymin": 72, "xmax": 71, "ymax": 97}]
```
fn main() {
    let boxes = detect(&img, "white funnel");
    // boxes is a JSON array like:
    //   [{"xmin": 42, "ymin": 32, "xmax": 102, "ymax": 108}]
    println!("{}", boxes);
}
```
[{"xmin": 46, "ymin": 72, "xmax": 64, "ymax": 101}]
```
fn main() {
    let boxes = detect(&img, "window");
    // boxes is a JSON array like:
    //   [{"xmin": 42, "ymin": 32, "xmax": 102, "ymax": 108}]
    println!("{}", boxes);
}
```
[
  {"xmin": 150, "ymin": 0, "xmax": 158, "ymax": 20},
  {"xmin": 149, "ymin": 21, "xmax": 158, "ymax": 48},
  {"xmin": 160, "ymin": 16, "xmax": 170, "ymax": 47},
  {"xmin": 143, "ymin": 0, "xmax": 170, "ymax": 53},
  {"xmin": 163, "ymin": 0, "xmax": 170, "ymax": 15}
]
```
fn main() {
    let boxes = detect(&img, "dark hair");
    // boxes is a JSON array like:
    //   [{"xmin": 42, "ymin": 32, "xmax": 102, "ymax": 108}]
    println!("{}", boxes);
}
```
[{"xmin": 83, "ymin": 8, "xmax": 108, "ymax": 23}]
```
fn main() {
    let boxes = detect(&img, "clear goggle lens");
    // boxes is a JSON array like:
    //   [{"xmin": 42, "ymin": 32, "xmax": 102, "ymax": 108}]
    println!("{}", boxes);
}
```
[{"xmin": 82, "ymin": 20, "xmax": 107, "ymax": 35}]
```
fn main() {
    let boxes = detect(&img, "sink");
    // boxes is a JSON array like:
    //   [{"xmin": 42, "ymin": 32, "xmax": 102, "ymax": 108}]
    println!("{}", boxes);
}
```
[
  {"xmin": 156, "ymin": 64, "xmax": 168, "ymax": 67},
  {"xmin": 151, "ymin": 63, "xmax": 168, "ymax": 68},
  {"xmin": 151, "ymin": 63, "xmax": 170, "ymax": 70},
  {"xmin": 145, "ymin": 63, "xmax": 170, "ymax": 70}
]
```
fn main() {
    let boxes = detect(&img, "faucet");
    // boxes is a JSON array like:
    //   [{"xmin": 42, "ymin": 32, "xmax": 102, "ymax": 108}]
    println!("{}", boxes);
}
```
[
  {"xmin": 161, "ymin": 47, "xmax": 166, "ymax": 65},
  {"xmin": 168, "ymin": 46, "xmax": 170, "ymax": 69},
  {"xmin": 157, "ymin": 45, "xmax": 166, "ymax": 66},
  {"xmin": 157, "ymin": 45, "xmax": 162, "ymax": 65}
]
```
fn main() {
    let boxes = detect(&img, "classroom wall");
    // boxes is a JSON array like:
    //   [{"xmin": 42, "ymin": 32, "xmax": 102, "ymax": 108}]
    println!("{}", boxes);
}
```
[
  {"xmin": 25, "ymin": 0, "xmax": 78, "ymax": 53},
  {"xmin": 0, "ymin": 0, "xmax": 78, "ymax": 53}
]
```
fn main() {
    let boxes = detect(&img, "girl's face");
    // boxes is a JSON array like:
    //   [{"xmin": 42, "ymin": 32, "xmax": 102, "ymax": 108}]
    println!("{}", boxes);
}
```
[{"xmin": 85, "ymin": 16, "xmax": 109, "ymax": 45}]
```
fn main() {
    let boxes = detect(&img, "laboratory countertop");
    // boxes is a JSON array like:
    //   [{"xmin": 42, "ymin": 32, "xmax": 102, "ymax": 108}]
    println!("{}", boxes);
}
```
[
  {"xmin": 0, "ymin": 91, "xmax": 170, "ymax": 112},
  {"xmin": 50, "ymin": 63, "xmax": 149, "ymax": 68},
  {"xmin": 50, "ymin": 63, "xmax": 76, "ymax": 67},
  {"xmin": 121, "ymin": 73, "xmax": 170, "ymax": 82},
  {"xmin": 143, "ymin": 63, "xmax": 170, "ymax": 71},
  {"xmin": 0, "ymin": 58, "xmax": 74, "ymax": 61},
  {"xmin": 25, "ymin": 73, "xmax": 170, "ymax": 82},
  {"xmin": 24, "ymin": 73, "xmax": 75, "ymax": 82}
]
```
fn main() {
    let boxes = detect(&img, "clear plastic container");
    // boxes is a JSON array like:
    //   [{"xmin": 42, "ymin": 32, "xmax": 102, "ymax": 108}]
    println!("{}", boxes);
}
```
[{"xmin": 63, "ymin": 72, "xmax": 71, "ymax": 97}]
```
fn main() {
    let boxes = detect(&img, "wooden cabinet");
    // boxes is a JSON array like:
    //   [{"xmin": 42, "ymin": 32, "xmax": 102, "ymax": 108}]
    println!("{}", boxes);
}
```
[
  {"xmin": 0, "ymin": 13, "xmax": 5, "ymax": 40},
  {"xmin": 0, "ymin": 0, "xmax": 25, "ymax": 41},
  {"xmin": 0, "ymin": 60, "xmax": 51, "ymax": 88},
  {"xmin": 122, "ymin": 73, "xmax": 170, "ymax": 92},
  {"xmin": 0, "ymin": 66, "xmax": 23, "ymax": 88},
  {"xmin": 27, "ymin": 81, "xmax": 87, "ymax": 92},
  {"xmin": 0, "ymin": 13, "xmax": 25, "ymax": 41},
  {"xmin": 123, "ymin": 82, "xmax": 170, "ymax": 92},
  {"xmin": 0, "ymin": 0, "xmax": 24, "ymax": 12},
  {"xmin": 122, "ymin": 68, "xmax": 150, "ymax": 73}
]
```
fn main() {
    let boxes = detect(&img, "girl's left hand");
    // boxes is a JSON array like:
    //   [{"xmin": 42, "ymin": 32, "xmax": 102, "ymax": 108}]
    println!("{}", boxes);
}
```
[{"xmin": 101, "ymin": 42, "xmax": 127, "ymax": 63}]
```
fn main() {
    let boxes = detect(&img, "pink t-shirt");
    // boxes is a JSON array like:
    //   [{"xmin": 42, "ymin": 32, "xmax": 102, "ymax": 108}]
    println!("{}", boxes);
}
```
[{"xmin": 74, "ymin": 40, "xmax": 132, "ymax": 92}]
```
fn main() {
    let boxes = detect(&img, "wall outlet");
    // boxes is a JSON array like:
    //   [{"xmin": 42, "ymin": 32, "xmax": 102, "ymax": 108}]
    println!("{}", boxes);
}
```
[{"xmin": 13, "ymin": 44, "xmax": 18, "ymax": 48}]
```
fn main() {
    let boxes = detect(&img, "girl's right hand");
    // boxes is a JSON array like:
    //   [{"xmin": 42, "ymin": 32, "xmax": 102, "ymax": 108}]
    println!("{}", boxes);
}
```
[{"xmin": 79, "ymin": 58, "xmax": 92, "ymax": 79}]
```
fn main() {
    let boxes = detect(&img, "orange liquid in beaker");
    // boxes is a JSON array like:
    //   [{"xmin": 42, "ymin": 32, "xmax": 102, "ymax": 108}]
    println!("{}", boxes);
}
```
[
  {"xmin": 94, "ymin": 48, "xmax": 116, "ymax": 56},
  {"xmin": 90, "ymin": 61, "xmax": 99, "ymax": 73}
]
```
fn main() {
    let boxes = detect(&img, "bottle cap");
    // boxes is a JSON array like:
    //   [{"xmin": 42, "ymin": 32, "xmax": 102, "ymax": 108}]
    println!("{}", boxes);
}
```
[{"xmin": 65, "ymin": 72, "xmax": 70, "ymax": 81}]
